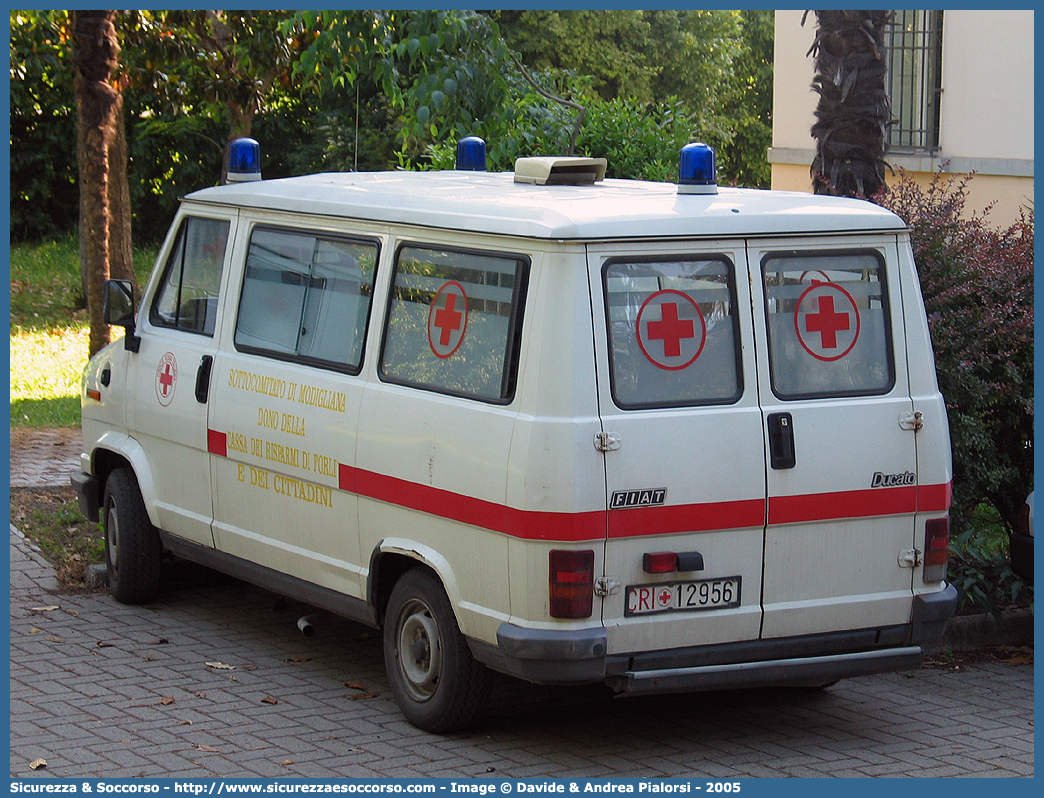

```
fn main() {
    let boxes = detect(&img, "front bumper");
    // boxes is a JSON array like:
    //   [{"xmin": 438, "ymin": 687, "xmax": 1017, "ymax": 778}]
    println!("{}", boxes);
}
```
[
  {"xmin": 70, "ymin": 469, "xmax": 101, "ymax": 522},
  {"xmin": 489, "ymin": 584, "xmax": 959, "ymax": 694}
]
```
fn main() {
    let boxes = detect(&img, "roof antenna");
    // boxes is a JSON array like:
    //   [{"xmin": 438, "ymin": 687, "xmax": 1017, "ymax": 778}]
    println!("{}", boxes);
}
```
[
  {"xmin": 353, "ymin": 81, "xmax": 360, "ymax": 172},
  {"xmin": 509, "ymin": 53, "xmax": 586, "ymax": 157}
]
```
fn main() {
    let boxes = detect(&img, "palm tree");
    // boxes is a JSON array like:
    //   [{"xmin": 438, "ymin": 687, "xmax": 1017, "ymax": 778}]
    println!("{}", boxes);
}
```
[
  {"xmin": 73, "ymin": 9, "xmax": 127, "ymax": 356},
  {"xmin": 806, "ymin": 10, "xmax": 892, "ymax": 198}
]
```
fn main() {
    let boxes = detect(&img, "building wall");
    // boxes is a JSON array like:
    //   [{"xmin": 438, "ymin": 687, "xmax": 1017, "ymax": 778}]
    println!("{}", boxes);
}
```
[{"xmin": 769, "ymin": 9, "xmax": 1034, "ymax": 225}]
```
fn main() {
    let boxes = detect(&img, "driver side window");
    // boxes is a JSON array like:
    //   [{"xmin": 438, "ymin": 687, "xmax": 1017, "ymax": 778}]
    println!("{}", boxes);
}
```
[{"xmin": 151, "ymin": 216, "xmax": 230, "ymax": 336}]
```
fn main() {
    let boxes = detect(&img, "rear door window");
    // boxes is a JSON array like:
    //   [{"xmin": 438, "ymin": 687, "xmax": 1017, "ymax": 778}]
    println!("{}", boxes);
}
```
[
  {"xmin": 761, "ymin": 251, "xmax": 894, "ymax": 398},
  {"xmin": 603, "ymin": 257, "xmax": 742, "ymax": 408}
]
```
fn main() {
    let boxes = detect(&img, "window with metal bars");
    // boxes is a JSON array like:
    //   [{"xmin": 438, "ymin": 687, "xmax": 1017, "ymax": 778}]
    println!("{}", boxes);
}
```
[{"xmin": 886, "ymin": 10, "xmax": 943, "ymax": 153}]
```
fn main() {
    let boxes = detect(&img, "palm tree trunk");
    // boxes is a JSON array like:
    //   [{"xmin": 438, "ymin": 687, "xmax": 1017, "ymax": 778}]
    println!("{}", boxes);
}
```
[
  {"xmin": 73, "ymin": 10, "xmax": 122, "ymax": 357},
  {"xmin": 807, "ymin": 10, "xmax": 892, "ymax": 198}
]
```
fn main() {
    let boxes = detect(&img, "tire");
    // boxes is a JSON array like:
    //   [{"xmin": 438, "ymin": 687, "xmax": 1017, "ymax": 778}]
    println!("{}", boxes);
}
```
[
  {"xmin": 383, "ymin": 568, "xmax": 492, "ymax": 733},
  {"xmin": 103, "ymin": 468, "xmax": 162, "ymax": 604}
]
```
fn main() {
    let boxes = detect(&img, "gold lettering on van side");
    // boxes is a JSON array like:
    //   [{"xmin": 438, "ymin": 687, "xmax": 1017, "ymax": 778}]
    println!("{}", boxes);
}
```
[
  {"xmin": 226, "ymin": 431, "xmax": 249, "ymax": 454},
  {"xmin": 273, "ymin": 474, "xmax": 333, "ymax": 508},
  {"xmin": 237, "ymin": 463, "xmax": 333, "ymax": 510},
  {"xmin": 280, "ymin": 412, "xmax": 306, "ymax": 436},
  {"xmin": 227, "ymin": 368, "xmax": 287, "ymax": 399},
  {"xmin": 311, "ymin": 453, "xmax": 337, "ymax": 478},
  {"xmin": 296, "ymin": 384, "xmax": 346, "ymax": 413},
  {"xmin": 264, "ymin": 441, "xmax": 300, "ymax": 469}
]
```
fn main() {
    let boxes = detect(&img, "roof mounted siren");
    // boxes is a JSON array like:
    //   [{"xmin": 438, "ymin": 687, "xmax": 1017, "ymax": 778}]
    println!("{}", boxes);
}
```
[
  {"xmin": 227, "ymin": 137, "xmax": 262, "ymax": 183},
  {"xmin": 677, "ymin": 142, "xmax": 717, "ymax": 195},
  {"xmin": 456, "ymin": 137, "xmax": 487, "ymax": 171}
]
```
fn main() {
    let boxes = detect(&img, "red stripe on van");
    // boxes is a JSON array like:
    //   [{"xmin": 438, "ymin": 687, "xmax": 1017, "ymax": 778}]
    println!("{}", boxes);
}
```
[
  {"xmin": 769, "ymin": 486, "xmax": 917, "ymax": 525},
  {"xmin": 207, "ymin": 429, "xmax": 227, "ymax": 457},
  {"xmin": 609, "ymin": 499, "xmax": 765, "ymax": 537},
  {"xmin": 338, "ymin": 464, "xmax": 606, "ymax": 541},
  {"xmin": 918, "ymin": 481, "xmax": 953, "ymax": 513}
]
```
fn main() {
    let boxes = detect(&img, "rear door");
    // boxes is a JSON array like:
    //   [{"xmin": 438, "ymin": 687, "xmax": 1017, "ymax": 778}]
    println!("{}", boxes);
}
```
[
  {"xmin": 588, "ymin": 241, "xmax": 766, "ymax": 655},
  {"xmin": 749, "ymin": 236, "xmax": 918, "ymax": 639}
]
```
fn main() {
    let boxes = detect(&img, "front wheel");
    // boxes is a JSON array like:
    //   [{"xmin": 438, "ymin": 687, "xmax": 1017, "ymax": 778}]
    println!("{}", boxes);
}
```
[
  {"xmin": 103, "ymin": 468, "xmax": 162, "ymax": 604},
  {"xmin": 383, "ymin": 568, "xmax": 492, "ymax": 733}
]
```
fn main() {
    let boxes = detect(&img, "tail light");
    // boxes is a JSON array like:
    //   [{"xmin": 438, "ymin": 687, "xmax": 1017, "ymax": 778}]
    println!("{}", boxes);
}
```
[
  {"xmin": 549, "ymin": 549, "xmax": 595, "ymax": 619},
  {"xmin": 923, "ymin": 517, "xmax": 950, "ymax": 582}
]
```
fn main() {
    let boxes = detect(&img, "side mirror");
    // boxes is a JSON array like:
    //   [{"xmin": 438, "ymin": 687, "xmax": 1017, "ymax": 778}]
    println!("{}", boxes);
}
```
[{"xmin": 103, "ymin": 279, "xmax": 141, "ymax": 352}]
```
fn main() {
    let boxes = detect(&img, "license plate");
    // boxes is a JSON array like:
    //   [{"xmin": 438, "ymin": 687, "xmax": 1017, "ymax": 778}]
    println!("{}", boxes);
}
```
[{"xmin": 625, "ymin": 577, "xmax": 741, "ymax": 617}]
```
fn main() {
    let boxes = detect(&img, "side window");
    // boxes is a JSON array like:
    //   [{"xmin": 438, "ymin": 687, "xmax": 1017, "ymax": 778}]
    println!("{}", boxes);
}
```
[
  {"xmin": 380, "ymin": 245, "xmax": 528, "ymax": 403},
  {"xmin": 151, "ymin": 216, "xmax": 230, "ymax": 335},
  {"xmin": 234, "ymin": 227, "xmax": 378, "ymax": 373},
  {"xmin": 762, "ymin": 251, "xmax": 894, "ymax": 398},
  {"xmin": 604, "ymin": 257, "xmax": 742, "ymax": 409}
]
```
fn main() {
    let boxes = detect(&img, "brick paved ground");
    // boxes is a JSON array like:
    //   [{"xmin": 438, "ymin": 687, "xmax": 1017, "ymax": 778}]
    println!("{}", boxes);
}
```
[
  {"xmin": 10, "ymin": 523, "xmax": 1034, "ymax": 779},
  {"xmin": 9, "ymin": 430, "xmax": 1035, "ymax": 779}
]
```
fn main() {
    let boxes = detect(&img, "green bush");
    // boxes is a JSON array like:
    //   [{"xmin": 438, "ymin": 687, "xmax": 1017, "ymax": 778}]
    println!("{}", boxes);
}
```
[
  {"xmin": 875, "ymin": 171, "xmax": 1034, "ymax": 614},
  {"xmin": 875, "ymin": 171, "xmax": 1034, "ymax": 535},
  {"xmin": 946, "ymin": 504, "xmax": 1031, "ymax": 617}
]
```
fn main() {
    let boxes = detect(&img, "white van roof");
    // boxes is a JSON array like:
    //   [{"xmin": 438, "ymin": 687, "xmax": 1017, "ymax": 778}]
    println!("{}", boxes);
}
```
[{"xmin": 185, "ymin": 170, "xmax": 906, "ymax": 240}]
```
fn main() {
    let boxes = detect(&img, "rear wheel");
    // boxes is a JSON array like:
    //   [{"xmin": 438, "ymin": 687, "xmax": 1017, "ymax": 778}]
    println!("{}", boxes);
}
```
[
  {"xmin": 103, "ymin": 468, "xmax": 162, "ymax": 604},
  {"xmin": 383, "ymin": 568, "xmax": 492, "ymax": 732}
]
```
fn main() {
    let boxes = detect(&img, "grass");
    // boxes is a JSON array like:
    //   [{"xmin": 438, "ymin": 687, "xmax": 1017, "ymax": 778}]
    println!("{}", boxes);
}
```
[
  {"xmin": 9, "ymin": 235, "xmax": 157, "ymax": 428},
  {"xmin": 10, "ymin": 486, "xmax": 105, "ymax": 589}
]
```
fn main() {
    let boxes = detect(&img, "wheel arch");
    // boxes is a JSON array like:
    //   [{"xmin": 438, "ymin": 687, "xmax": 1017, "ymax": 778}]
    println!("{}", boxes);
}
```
[
  {"xmin": 368, "ymin": 538, "xmax": 461, "ymax": 629},
  {"xmin": 88, "ymin": 432, "xmax": 162, "ymax": 529}
]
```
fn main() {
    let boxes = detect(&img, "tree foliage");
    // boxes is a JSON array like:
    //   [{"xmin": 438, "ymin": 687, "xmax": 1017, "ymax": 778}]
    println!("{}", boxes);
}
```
[
  {"xmin": 492, "ymin": 9, "xmax": 771, "ymax": 187},
  {"xmin": 11, "ymin": 8, "xmax": 775, "ymax": 245},
  {"xmin": 875, "ymin": 171, "xmax": 1034, "ymax": 535},
  {"xmin": 10, "ymin": 10, "xmax": 79, "ymax": 240}
]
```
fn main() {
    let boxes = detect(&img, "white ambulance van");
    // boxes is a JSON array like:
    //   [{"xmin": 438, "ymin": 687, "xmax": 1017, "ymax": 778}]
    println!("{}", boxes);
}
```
[{"xmin": 73, "ymin": 138, "xmax": 957, "ymax": 732}]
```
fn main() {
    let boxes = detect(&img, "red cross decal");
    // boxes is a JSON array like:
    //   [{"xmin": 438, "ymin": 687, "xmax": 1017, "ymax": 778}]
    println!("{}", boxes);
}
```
[
  {"xmin": 647, "ymin": 302, "xmax": 695, "ymax": 358},
  {"xmin": 804, "ymin": 294, "xmax": 851, "ymax": 350},
  {"xmin": 635, "ymin": 290, "xmax": 707, "ymax": 371},
  {"xmin": 794, "ymin": 282, "xmax": 861, "ymax": 362},
  {"xmin": 159, "ymin": 363, "xmax": 175, "ymax": 396},
  {"xmin": 427, "ymin": 281, "xmax": 469, "ymax": 358},
  {"xmin": 657, "ymin": 588, "xmax": 674, "ymax": 607},
  {"xmin": 434, "ymin": 292, "xmax": 463, "ymax": 347}
]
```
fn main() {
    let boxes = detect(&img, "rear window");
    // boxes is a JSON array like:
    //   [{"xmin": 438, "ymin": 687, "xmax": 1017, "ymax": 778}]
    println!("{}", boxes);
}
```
[
  {"xmin": 604, "ymin": 257, "xmax": 742, "ymax": 409},
  {"xmin": 379, "ymin": 244, "xmax": 528, "ymax": 403},
  {"xmin": 762, "ymin": 250, "xmax": 894, "ymax": 398}
]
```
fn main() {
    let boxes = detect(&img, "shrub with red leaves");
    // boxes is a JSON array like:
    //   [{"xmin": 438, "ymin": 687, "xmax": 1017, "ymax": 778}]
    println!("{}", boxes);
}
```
[{"xmin": 876, "ymin": 170, "xmax": 1033, "ymax": 535}]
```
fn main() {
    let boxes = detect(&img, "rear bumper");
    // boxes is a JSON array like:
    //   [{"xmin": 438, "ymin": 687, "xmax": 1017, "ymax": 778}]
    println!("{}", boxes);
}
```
[
  {"xmin": 612, "ymin": 646, "xmax": 923, "ymax": 695},
  {"xmin": 489, "ymin": 584, "xmax": 958, "ymax": 694}
]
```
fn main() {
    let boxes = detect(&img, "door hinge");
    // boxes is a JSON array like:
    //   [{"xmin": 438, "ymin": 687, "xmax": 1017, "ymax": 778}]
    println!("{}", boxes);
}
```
[
  {"xmin": 594, "ymin": 431, "xmax": 621, "ymax": 452},
  {"xmin": 594, "ymin": 576, "xmax": 620, "ymax": 597},
  {"xmin": 899, "ymin": 411, "xmax": 924, "ymax": 432},
  {"xmin": 898, "ymin": 549, "xmax": 921, "ymax": 568}
]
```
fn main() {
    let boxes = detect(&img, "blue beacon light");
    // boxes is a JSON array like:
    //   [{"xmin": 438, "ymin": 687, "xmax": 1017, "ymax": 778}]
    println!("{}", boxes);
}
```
[
  {"xmin": 455, "ymin": 137, "xmax": 487, "ymax": 171},
  {"xmin": 227, "ymin": 137, "xmax": 262, "ymax": 183},
  {"xmin": 677, "ymin": 142, "xmax": 717, "ymax": 195}
]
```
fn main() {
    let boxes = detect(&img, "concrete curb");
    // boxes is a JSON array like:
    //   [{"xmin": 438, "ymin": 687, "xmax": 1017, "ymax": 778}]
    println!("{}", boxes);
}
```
[{"xmin": 926, "ymin": 607, "xmax": 1035, "ymax": 653}]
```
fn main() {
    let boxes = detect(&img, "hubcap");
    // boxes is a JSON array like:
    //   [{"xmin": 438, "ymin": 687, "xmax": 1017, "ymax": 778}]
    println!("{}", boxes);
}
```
[
  {"xmin": 106, "ymin": 505, "xmax": 120, "ymax": 577},
  {"xmin": 396, "ymin": 599, "xmax": 443, "ymax": 701}
]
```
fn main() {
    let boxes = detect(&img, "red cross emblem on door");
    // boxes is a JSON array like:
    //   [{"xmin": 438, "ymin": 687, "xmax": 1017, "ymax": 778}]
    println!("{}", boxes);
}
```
[
  {"xmin": 155, "ymin": 352, "xmax": 178, "ymax": 406},
  {"xmin": 636, "ymin": 290, "xmax": 707, "ymax": 371},
  {"xmin": 427, "ymin": 281, "xmax": 468, "ymax": 358},
  {"xmin": 794, "ymin": 282, "xmax": 860, "ymax": 362}
]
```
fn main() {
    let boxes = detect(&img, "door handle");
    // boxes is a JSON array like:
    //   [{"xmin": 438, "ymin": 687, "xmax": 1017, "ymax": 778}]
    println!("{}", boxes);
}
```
[
  {"xmin": 768, "ymin": 412, "xmax": 796, "ymax": 469},
  {"xmin": 195, "ymin": 355, "xmax": 214, "ymax": 404}
]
